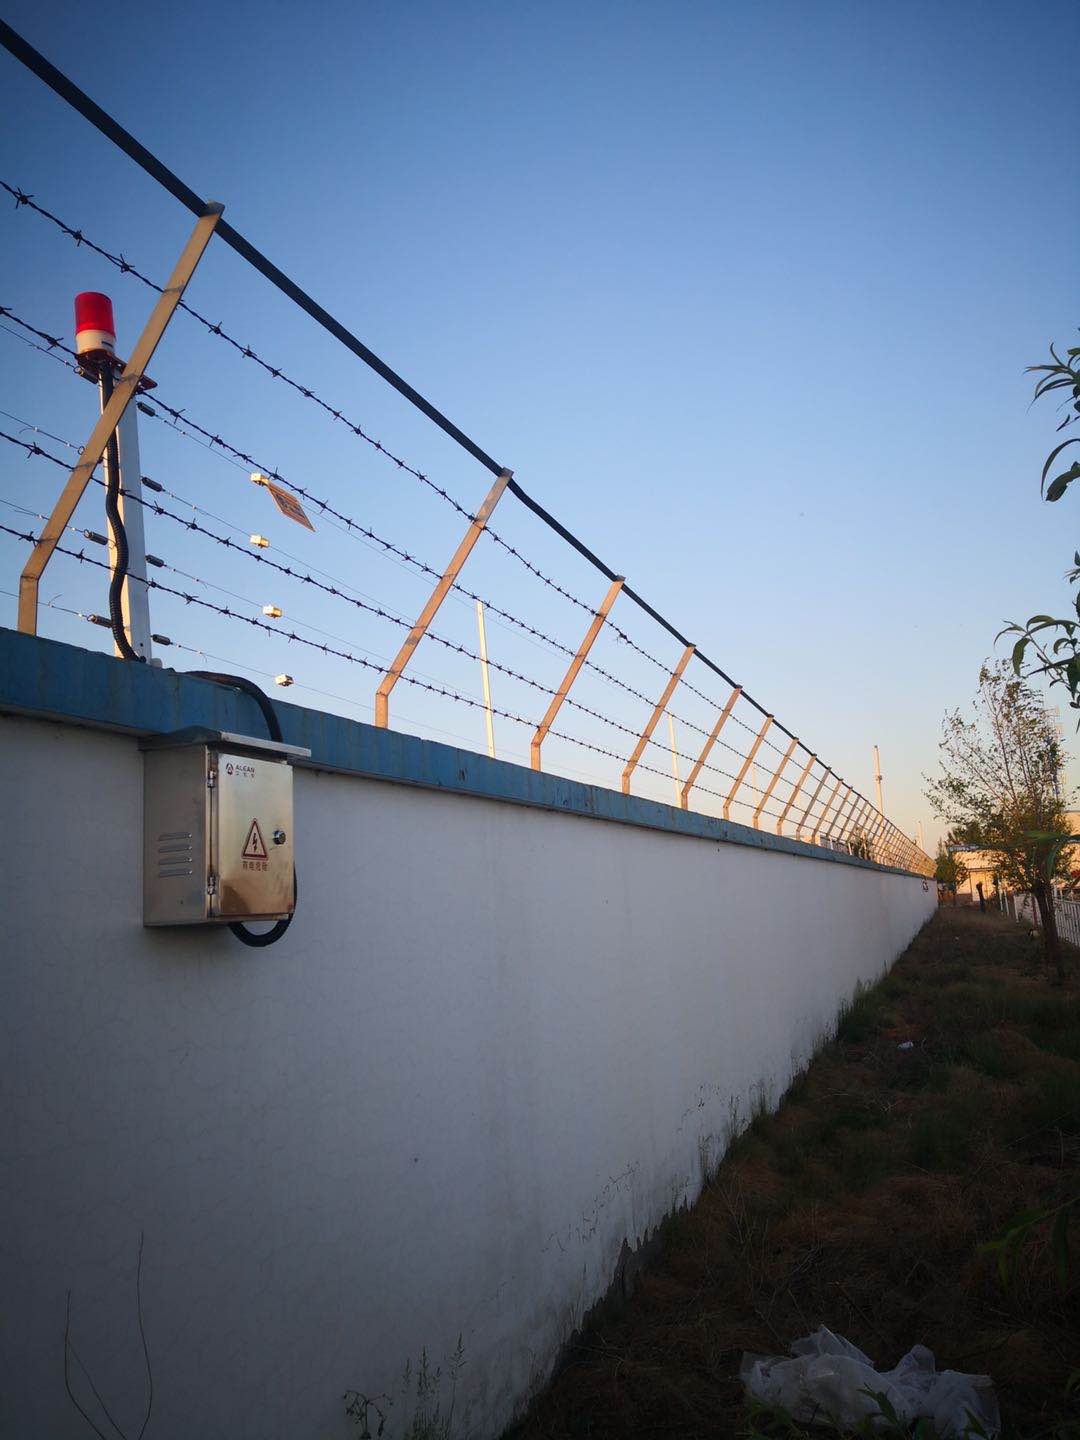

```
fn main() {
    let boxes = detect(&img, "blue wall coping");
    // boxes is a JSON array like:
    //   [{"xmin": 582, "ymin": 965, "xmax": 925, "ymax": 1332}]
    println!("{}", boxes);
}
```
[{"xmin": 0, "ymin": 627, "xmax": 921, "ymax": 876}]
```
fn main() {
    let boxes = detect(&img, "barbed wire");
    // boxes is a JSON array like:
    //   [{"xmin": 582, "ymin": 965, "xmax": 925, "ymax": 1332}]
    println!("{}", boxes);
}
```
[
  {"xmin": 1, "ymin": 182, "xmax": 652, "ymax": 629},
  {"xmin": 0, "ymin": 183, "xmax": 482, "ymax": 516},
  {"xmin": 0, "ymin": 428, "xmax": 789, "ymax": 796},
  {"xmin": 0, "ymin": 584, "xmax": 677, "ymax": 793},
  {"xmin": 0, "ymin": 321, "xmax": 789, "ymax": 782},
  {"xmin": 0, "ymin": 247, "xmax": 918, "ymax": 856},
  {"xmin": 0, "ymin": 305, "xmax": 688, "ymax": 709},
  {"xmin": 0, "ymin": 453, "xmax": 886, "ymax": 846},
  {"xmin": 0, "ymin": 190, "xmax": 759, "ymax": 712},
  {"xmin": 0, "ymin": 518, "xmax": 805, "ymax": 823},
  {"xmin": 0, "ymin": 523, "xmax": 880, "ymax": 844}
]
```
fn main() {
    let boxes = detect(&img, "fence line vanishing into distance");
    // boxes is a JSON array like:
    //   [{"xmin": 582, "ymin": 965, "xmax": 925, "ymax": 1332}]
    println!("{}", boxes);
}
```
[{"xmin": 0, "ymin": 21, "xmax": 931, "ymax": 873}]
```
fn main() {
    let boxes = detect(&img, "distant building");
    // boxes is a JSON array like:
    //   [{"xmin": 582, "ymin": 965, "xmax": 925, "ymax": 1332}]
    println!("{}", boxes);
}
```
[{"xmin": 949, "ymin": 811, "xmax": 1080, "ymax": 900}]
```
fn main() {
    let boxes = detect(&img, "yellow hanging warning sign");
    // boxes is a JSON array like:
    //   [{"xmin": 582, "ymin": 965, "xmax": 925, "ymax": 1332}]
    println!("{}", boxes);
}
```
[
  {"xmin": 251, "ymin": 472, "xmax": 315, "ymax": 531},
  {"xmin": 242, "ymin": 818, "xmax": 268, "ymax": 859}
]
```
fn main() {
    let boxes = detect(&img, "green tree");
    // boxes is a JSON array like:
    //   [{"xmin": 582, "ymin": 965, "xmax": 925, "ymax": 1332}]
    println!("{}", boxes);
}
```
[
  {"xmin": 933, "ymin": 842, "xmax": 967, "ymax": 895},
  {"xmin": 926, "ymin": 662, "xmax": 1072, "ymax": 983},
  {"xmin": 1000, "ymin": 339, "xmax": 1080, "ymax": 721}
]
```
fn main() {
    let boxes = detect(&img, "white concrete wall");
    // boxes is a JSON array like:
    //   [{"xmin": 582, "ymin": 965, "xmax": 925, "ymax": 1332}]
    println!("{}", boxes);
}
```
[{"xmin": 1, "ymin": 714, "xmax": 935, "ymax": 1440}]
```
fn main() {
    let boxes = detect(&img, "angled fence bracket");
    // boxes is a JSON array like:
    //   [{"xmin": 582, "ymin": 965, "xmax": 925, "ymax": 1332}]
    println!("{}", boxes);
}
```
[
  {"xmin": 776, "ymin": 751, "xmax": 816, "ymax": 837},
  {"xmin": 621, "ymin": 644, "xmax": 695, "ymax": 795},
  {"xmin": 680, "ymin": 685, "xmax": 741, "ymax": 811},
  {"xmin": 830, "ymin": 789, "xmax": 860, "ymax": 843},
  {"xmin": 375, "ymin": 469, "xmax": 512, "ymax": 728},
  {"xmin": 812, "ymin": 777, "xmax": 845, "ymax": 843},
  {"xmin": 17, "ymin": 202, "xmax": 224, "ymax": 634},
  {"xmin": 723, "ymin": 714, "xmax": 773, "ymax": 821},
  {"xmin": 531, "ymin": 577, "xmax": 624, "ymax": 770},
  {"xmin": 796, "ymin": 767, "xmax": 830, "ymax": 842},
  {"xmin": 752, "ymin": 735, "xmax": 798, "ymax": 830}
]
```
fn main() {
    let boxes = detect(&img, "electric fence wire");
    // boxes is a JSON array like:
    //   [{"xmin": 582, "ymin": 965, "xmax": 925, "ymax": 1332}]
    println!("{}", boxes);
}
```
[
  {"xmin": 0, "ymin": 313, "xmax": 813, "ymax": 812},
  {"xmin": 0, "ymin": 57, "xmax": 922, "ymax": 860},
  {"xmin": 0, "ymin": 498, "xmax": 878, "ymax": 846},
  {"xmin": 0, "ymin": 415, "xmax": 891, "ymax": 845},
  {"xmin": 0, "ymin": 305, "xmax": 697, "ymax": 717},
  {"xmin": 0, "ymin": 314, "xmax": 915, "ymax": 859},
  {"xmin": 0, "ymin": 517, "xmax": 808, "ymax": 824},
  {"xmin": 0, "ymin": 426, "xmax": 804, "ymax": 803},
  {"xmin": 0, "ymin": 372, "xmax": 897, "ymax": 843},
  {"xmin": 0, "ymin": 309, "xmax": 844, "ymax": 844},
  {"xmin": 0, "ymin": 587, "xmax": 661, "ymax": 792},
  {"xmin": 0, "ymin": 185, "xmax": 765, "ymax": 700}
]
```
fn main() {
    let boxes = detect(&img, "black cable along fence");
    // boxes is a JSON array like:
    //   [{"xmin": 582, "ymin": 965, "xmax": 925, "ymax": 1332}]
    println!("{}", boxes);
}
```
[{"xmin": 0, "ymin": 20, "xmax": 931, "ymax": 874}]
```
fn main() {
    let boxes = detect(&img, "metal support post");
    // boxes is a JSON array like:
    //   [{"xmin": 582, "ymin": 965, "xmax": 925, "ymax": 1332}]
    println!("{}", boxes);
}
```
[
  {"xmin": 846, "ymin": 798, "xmax": 872, "ymax": 850},
  {"xmin": 475, "ymin": 600, "xmax": 495, "ymax": 758},
  {"xmin": 777, "ymin": 751, "xmax": 816, "ymax": 836},
  {"xmin": 375, "ymin": 469, "xmax": 512, "ymax": 727},
  {"xmin": 667, "ymin": 713, "xmax": 681, "ymax": 804},
  {"xmin": 836, "ymin": 792, "xmax": 865, "ymax": 845},
  {"xmin": 873, "ymin": 744, "xmax": 884, "ymax": 817},
  {"xmin": 103, "ymin": 399, "xmax": 153, "ymax": 660},
  {"xmin": 853, "ymin": 799, "xmax": 875, "ymax": 846},
  {"xmin": 621, "ymin": 644, "xmax": 695, "ymax": 795},
  {"xmin": 823, "ymin": 785, "xmax": 855, "ymax": 843},
  {"xmin": 753, "ymin": 735, "xmax": 797, "ymax": 830},
  {"xmin": 18, "ymin": 203, "xmax": 223, "ymax": 634},
  {"xmin": 681, "ymin": 685, "xmax": 741, "ymax": 811},
  {"xmin": 811, "ymin": 775, "xmax": 844, "ymax": 843},
  {"xmin": 796, "ymin": 766, "xmax": 830, "ymax": 841},
  {"xmin": 866, "ymin": 811, "xmax": 888, "ymax": 863},
  {"xmin": 531, "ymin": 576, "xmax": 623, "ymax": 769},
  {"xmin": 723, "ymin": 713, "xmax": 774, "ymax": 821}
]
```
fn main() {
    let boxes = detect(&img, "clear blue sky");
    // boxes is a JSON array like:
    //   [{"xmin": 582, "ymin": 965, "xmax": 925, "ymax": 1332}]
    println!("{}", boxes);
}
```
[{"xmin": 1, "ymin": 0, "xmax": 1077, "ymax": 849}]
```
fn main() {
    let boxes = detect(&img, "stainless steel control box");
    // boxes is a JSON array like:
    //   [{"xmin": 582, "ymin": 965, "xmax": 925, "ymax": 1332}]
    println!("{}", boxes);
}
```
[{"xmin": 142, "ymin": 729, "xmax": 309, "ymax": 927}]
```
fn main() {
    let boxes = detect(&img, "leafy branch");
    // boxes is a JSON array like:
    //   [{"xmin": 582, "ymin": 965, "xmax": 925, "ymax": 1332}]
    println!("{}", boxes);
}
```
[{"xmin": 999, "ymin": 336, "xmax": 1080, "ymax": 720}]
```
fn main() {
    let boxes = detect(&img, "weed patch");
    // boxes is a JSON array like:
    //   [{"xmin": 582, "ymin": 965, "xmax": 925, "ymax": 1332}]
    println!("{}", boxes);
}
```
[{"xmin": 509, "ymin": 908, "xmax": 1080, "ymax": 1440}]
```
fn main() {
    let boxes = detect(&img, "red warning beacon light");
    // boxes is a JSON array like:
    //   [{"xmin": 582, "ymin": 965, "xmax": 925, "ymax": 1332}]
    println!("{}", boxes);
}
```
[{"xmin": 74, "ymin": 291, "xmax": 117, "ymax": 361}]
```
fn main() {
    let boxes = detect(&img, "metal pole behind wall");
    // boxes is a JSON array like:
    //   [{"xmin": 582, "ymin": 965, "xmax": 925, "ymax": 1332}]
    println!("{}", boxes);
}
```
[
  {"xmin": 723, "ymin": 714, "xmax": 773, "ymax": 821},
  {"xmin": 667, "ymin": 713, "xmax": 681, "ymax": 805},
  {"xmin": 681, "ymin": 685, "xmax": 741, "ymax": 811},
  {"xmin": 375, "ymin": 469, "xmax": 512, "ymax": 728},
  {"xmin": 873, "ymin": 744, "xmax": 884, "ymax": 817},
  {"xmin": 796, "ymin": 766, "xmax": 830, "ymax": 842},
  {"xmin": 851, "ymin": 798, "xmax": 874, "ymax": 846},
  {"xmin": 621, "ymin": 645, "xmax": 695, "ymax": 795},
  {"xmin": 835, "ymin": 791, "xmax": 864, "ymax": 845},
  {"xmin": 867, "ymin": 811, "xmax": 888, "ymax": 863},
  {"xmin": 811, "ymin": 775, "xmax": 844, "ymax": 843},
  {"xmin": 531, "ymin": 577, "xmax": 623, "ymax": 770},
  {"xmin": 823, "ymin": 786, "xmax": 855, "ymax": 844},
  {"xmin": 753, "ymin": 736, "xmax": 797, "ymax": 830},
  {"xmin": 17, "ymin": 203, "xmax": 223, "ymax": 634},
  {"xmin": 777, "ymin": 751, "xmax": 816, "ymax": 837},
  {"xmin": 475, "ymin": 600, "xmax": 495, "ymax": 759}
]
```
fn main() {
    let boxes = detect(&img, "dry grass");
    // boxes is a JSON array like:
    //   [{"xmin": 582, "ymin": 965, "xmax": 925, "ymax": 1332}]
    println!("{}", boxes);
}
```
[{"xmin": 507, "ymin": 908, "xmax": 1080, "ymax": 1439}]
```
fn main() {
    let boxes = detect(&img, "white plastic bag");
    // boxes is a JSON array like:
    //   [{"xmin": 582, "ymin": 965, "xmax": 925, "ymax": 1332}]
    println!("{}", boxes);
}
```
[{"xmin": 741, "ymin": 1326, "xmax": 1000, "ymax": 1437}]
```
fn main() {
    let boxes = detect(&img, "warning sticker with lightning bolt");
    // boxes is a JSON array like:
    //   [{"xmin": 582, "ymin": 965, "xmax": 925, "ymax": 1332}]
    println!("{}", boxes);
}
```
[{"xmin": 242, "ymin": 819, "xmax": 268, "ymax": 859}]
